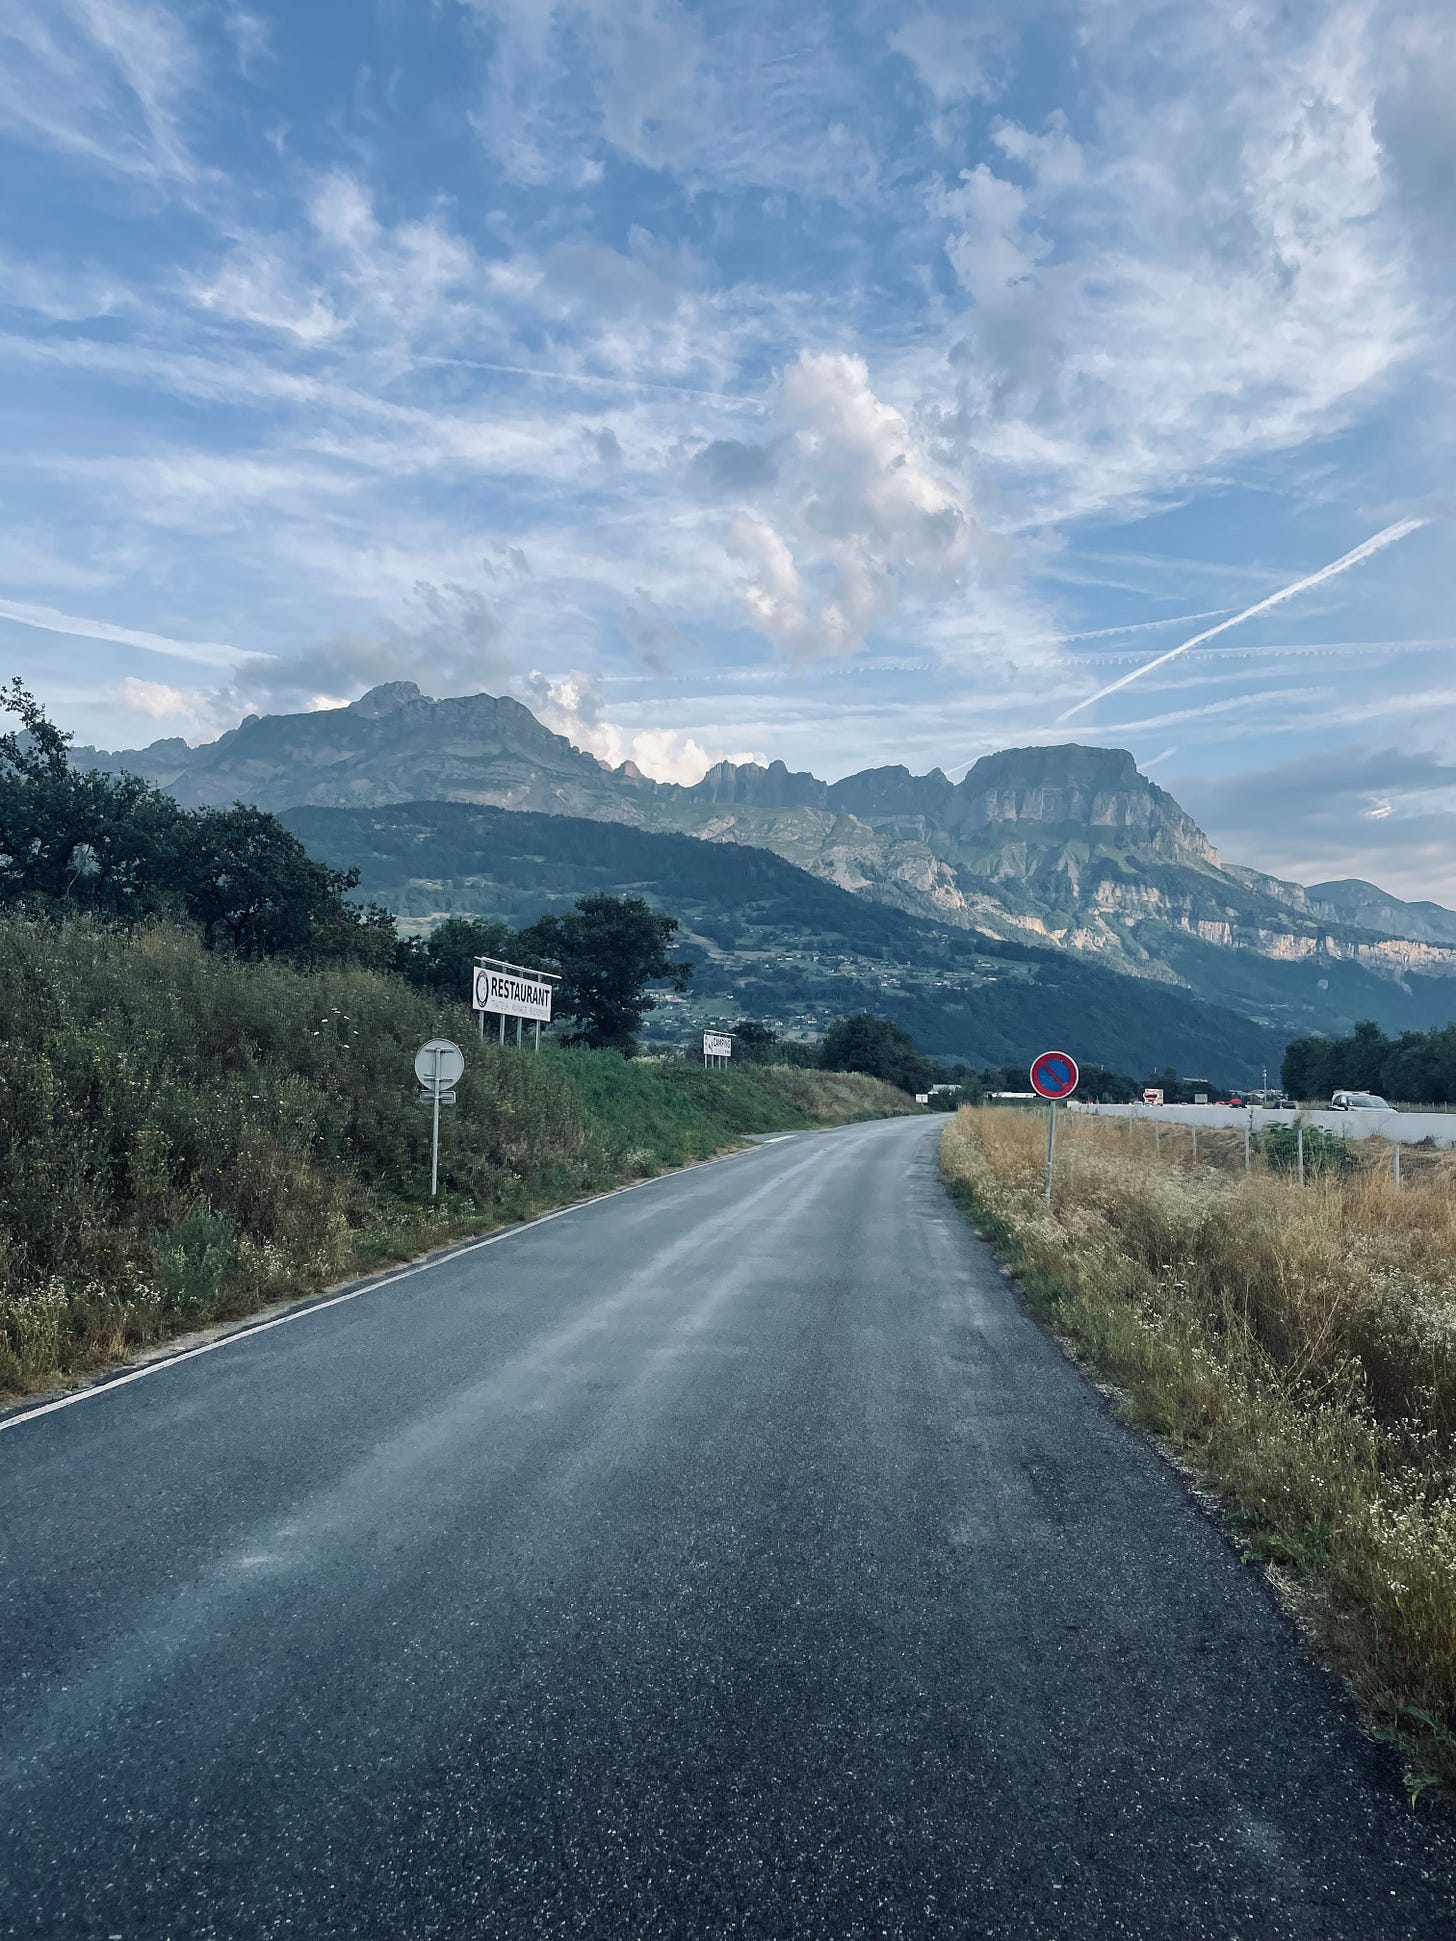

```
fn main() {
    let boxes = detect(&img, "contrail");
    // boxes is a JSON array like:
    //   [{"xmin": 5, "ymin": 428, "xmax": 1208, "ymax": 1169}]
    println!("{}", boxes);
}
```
[
  {"xmin": 0, "ymin": 598, "xmax": 253, "ymax": 668},
  {"xmin": 1055, "ymin": 517, "xmax": 1427, "ymax": 724}
]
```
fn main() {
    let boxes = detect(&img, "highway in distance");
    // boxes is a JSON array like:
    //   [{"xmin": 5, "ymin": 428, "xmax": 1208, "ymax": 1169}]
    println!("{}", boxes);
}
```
[{"xmin": 3, "ymin": 1115, "xmax": 1455, "ymax": 1938}]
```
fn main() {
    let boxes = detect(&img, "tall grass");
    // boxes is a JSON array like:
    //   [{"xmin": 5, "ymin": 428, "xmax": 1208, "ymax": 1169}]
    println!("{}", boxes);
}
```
[
  {"xmin": 941, "ymin": 1105, "xmax": 1456, "ymax": 1798},
  {"xmin": 0, "ymin": 919, "xmax": 911, "ymax": 1399}
]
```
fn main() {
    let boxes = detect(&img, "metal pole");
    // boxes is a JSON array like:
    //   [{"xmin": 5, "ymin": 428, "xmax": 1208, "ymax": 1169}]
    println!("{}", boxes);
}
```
[
  {"xmin": 430, "ymin": 1049, "xmax": 441, "ymax": 1199},
  {"xmin": 1297, "ymin": 1124, "xmax": 1305, "ymax": 1187},
  {"xmin": 1044, "ymin": 1100, "xmax": 1057, "ymax": 1204},
  {"xmin": 478, "ymin": 1008, "xmax": 485, "ymax": 1040},
  {"xmin": 1192, "ymin": 1124, "xmax": 1198, "ymax": 1163},
  {"xmin": 1393, "ymin": 1140, "xmax": 1401, "ymax": 1189},
  {"xmin": 534, "ymin": 1020, "xmax": 540, "ymax": 1053},
  {"xmin": 498, "ymin": 1012, "xmax": 505, "ymax": 1045},
  {"xmin": 1244, "ymin": 1113, "xmax": 1251, "ymax": 1174},
  {"xmin": 516, "ymin": 1016, "xmax": 523, "ymax": 1048}
]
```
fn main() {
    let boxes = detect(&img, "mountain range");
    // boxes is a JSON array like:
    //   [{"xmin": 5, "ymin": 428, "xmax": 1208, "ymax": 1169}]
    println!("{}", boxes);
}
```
[{"xmin": 75, "ymin": 682, "xmax": 1456, "ymax": 1070}]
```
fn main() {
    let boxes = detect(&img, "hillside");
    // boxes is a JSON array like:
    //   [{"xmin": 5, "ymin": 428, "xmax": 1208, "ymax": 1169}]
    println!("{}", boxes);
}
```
[
  {"xmin": 0, "ymin": 917, "xmax": 911, "ymax": 1400},
  {"xmin": 282, "ymin": 800, "xmax": 1289, "ymax": 1076},
  {"xmin": 78, "ymin": 683, "xmax": 1456, "ymax": 1041}
]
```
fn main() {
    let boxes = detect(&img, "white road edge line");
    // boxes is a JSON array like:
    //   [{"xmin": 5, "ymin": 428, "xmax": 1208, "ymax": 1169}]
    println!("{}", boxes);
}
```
[{"xmin": 0, "ymin": 1143, "xmax": 764, "ymax": 1438}]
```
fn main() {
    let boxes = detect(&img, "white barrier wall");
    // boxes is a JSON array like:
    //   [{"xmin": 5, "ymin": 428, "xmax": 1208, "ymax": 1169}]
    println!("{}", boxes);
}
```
[{"xmin": 1068, "ymin": 1102, "xmax": 1456, "ymax": 1149}]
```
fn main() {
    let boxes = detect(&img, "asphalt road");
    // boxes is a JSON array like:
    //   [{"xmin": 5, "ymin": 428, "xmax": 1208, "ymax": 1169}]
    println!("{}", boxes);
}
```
[{"xmin": 3, "ymin": 1115, "xmax": 1455, "ymax": 1939}]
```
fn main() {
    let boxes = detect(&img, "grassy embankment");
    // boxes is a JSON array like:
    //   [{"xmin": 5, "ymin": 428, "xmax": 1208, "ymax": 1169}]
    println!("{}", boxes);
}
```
[
  {"xmin": 0, "ymin": 919, "xmax": 912, "ymax": 1401},
  {"xmin": 941, "ymin": 1105, "xmax": 1456, "ymax": 1799}
]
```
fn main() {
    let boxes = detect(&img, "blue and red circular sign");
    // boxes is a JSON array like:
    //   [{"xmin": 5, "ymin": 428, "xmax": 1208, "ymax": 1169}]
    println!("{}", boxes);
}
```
[{"xmin": 1030, "ymin": 1050, "xmax": 1079, "ymax": 1101}]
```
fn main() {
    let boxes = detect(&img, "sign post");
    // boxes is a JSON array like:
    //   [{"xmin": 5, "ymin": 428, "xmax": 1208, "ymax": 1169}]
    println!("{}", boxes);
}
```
[
  {"xmin": 702, "ymin": 1030, "xmax": 733, "ymax": 1069},
  {"xmin": 1029, "ymin": 1050, "xmax": 1080, "ymax": 1205},
  {"xmin": 414, "ymin": 1038, "xmax": 464, "ymax": 1198},
  {"xmin": 471, "ymin": 958, "xmax": 559, "ymax": 1051}
]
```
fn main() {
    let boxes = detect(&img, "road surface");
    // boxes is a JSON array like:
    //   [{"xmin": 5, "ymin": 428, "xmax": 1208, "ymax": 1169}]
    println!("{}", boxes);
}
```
[{"xmin": 3, "ymin": 1115, "xmax": 1454, "ymax": 1939}]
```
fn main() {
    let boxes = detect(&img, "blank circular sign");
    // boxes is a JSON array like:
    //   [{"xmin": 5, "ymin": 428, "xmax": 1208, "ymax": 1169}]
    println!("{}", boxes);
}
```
[
  {"xmin": 1030, "ymin": 1050, "xmax": 1079, "ymax": 1100},
  {"xmin": 414, "ymin": 1038, "xmax": 465, "ymax": 1089}
]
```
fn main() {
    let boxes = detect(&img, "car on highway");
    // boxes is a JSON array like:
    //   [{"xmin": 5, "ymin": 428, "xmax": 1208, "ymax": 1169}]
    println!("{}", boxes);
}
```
[{"xmin": 1331, "ymin": 1090, "xmax": 1391, "ymax": 1111}]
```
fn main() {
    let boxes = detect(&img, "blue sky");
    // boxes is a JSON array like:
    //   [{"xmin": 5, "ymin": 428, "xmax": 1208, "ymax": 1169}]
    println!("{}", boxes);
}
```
[{"xmin": 3, "ymin": 0, "xmax": 1455, "ymax": 896}]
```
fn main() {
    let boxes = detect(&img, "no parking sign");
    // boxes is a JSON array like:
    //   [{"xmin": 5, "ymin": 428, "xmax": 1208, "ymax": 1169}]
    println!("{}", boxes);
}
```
[
  {"xmin": 1030, "ymin": 1050, "xmax": 1079, "ymax": 1101},
  {"xmin": 1029, "ymin": 1049, "xmax": 1079, "ymax": 1203}
]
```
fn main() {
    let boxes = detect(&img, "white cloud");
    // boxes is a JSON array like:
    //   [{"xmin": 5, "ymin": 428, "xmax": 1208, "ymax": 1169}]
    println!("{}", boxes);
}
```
[
  {"xmin": 186, "ymin": 239, "xmax": 342, "ymax": 345},
  {"xmin": 889, "ymin": 10, "xmax": 999, "ymax": 108},
  {"xmin": 105, "ymin": 675, "xmax": 206, "ymax": 720},
  {"xmin": 725, "ymin": 351, "xmax": 977, "ymax": 655},
  {"xmin": 465, "ymin": 0, "xmax": 879, "ymax": 201},
  {"xmin": 930, "ymin": 4, "xmax": 1429, "ymax": 523},
  {"xmin": 0, "ymin": 0, "xmax": 202, "ymax": 186},
  {"xmin": 225, "ymin": 583, "xmax": 514, "ymax": 717},
  {"xmin": 521, "ymin": 668, "xmax": 765, "ymax": 782}
]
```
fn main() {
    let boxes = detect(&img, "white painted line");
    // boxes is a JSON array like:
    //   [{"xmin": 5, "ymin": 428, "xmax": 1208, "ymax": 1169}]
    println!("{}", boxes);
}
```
[
  {"xmin": 0, "ymin": 1143, "xmax": 765, "ymax": 1438},
  {"xmin": 762, "ymin": 1135, "xmax": 794, "ymax": 1144}
]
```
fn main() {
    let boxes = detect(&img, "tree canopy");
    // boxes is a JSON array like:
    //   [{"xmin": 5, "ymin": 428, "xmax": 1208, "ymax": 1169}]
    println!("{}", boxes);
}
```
[
  {"xmin": 517, "ymin": 893, "xmax": 693, "ymax": 1054},
  {"xmin": 1283, "ymin": 1019, "xmax": 1456, "ymax": 1105},
  {"xmin": 819, "ymin": 1013, "xmax": 933, "ymax": 1094},
  {"xmin": 396, "ymin": 915, "xmax": 517, "ymax": 1000},
  {"xmin": 729, "ymin": 1020, "xmax": 780, "ymax": 1064}
]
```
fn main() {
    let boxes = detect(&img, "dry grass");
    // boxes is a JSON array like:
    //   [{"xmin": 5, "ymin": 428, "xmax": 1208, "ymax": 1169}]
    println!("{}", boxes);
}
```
[{"xmin": 941, "ymin": 1105, "xmax": 1456, "ymax": 1801}]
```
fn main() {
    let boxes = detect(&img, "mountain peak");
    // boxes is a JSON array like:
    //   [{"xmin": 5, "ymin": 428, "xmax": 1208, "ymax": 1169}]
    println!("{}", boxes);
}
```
[
  {"xmin": 348, "ymin": 682, "xmax": 428, "ymax": 717},
  {"xmin": 961, "ymin": 743, "xmax": 1142, "ymax": 792},
  {"xmin": 951, "ymin": 742, "xmax": 1218, "ymax": 868}
]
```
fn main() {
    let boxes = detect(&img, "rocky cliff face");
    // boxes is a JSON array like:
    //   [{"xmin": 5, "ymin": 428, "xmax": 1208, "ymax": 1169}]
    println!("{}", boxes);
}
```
[{"xmin": 948, "ymin": 744, "xmax": 1221, "ymax": 867}]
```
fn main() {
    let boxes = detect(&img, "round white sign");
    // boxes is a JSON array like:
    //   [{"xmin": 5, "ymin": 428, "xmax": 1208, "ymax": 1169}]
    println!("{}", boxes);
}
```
[{"xmin": 414, "ymin": 1038, "xmax": 465, "ymax": 1090}]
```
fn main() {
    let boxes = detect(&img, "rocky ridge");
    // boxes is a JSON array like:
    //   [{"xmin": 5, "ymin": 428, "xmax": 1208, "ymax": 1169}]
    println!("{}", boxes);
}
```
[{"xmin": 74, "ymin": 683, "xmax": 1456, "ymax": 1008}]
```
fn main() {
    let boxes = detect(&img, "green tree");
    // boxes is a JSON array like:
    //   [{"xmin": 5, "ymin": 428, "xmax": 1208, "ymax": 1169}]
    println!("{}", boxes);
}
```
[
  {"xmin": 1281, "ymin": 1035, "xmax": 1333, "ymax": 1102},
  {"xmin": 518, "ymin": 893, "xmax": 693, "ymax": 1054},
  {"xmin": 730, "ymin": 1019, "xmax": 779, "ymax": 1064},
  {"xmin": 1282, "ymin": 1018, "xmax": 1456, "ymax": 1106},
  {"xmin": 1343, "ymin": 1018, "xmax": 1392, "ymax": 1093},
  {"xmin": 0, "ymin": 678, "xmax": 185, "ymax": 920},
  {"xmin": 820, "ymin": 1012, "xmax": 932, "ymax": 1094},
  {"xmin": 175, "ymin": 804, "xmax": 394, "ymax": 964},
  {"xmin": 1073, "ymin": 1063, "xmax": 1138, "ymax": 1103},
  {"xmin": 398, "ymin": 915, "xmax": 516, "ymax": 1001}
]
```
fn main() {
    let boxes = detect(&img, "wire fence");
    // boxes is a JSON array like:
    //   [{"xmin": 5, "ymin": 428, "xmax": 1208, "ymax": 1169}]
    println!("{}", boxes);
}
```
[{"xmin": 1096, "ymin": 1111, "xmax": 1454, "ymax": 1188}]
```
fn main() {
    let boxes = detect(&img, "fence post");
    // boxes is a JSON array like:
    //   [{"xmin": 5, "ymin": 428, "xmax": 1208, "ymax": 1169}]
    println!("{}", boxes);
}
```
[
  {"xmin": 1393, "ymin": 1140, "xmax": 1401, "ymax": 1189},
  {"xmin": 1043, "ymin": 1100, "xmax": 1058, "ymax": 1205},
  {"xmin": 1297, "ymin": 1123, "xmax": 1305, "ymax": 1187},
  {"xmin": 1191, "ymin": 1123, "xmax": 1198, "ymax": 1164},
  {"xmin": 1244, "ymin": 1113, "xmax": 1251, "ymax": 1174}
]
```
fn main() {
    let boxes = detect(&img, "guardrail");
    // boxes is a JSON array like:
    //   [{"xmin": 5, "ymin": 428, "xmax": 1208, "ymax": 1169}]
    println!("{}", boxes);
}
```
[{"xmin": 1068, "ymin": 1101, "xmax": 1456, "ymax": 1150}]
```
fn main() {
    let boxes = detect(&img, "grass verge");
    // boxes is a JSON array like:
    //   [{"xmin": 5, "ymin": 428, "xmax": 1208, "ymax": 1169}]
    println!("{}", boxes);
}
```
[
  {"xmin": 940, "ymin": 1105, "xmax": 1456, "ymax": 1805},
  {"xmin": 0, "ymin": 918, "xmax": 913, "ymax": 1402}
]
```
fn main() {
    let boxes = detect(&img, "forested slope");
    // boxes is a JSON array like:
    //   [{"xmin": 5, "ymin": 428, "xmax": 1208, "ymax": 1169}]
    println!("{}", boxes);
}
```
[{"xmin": 284, "ymin": 800, "xmax": 1287, "ymax": 1078}]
